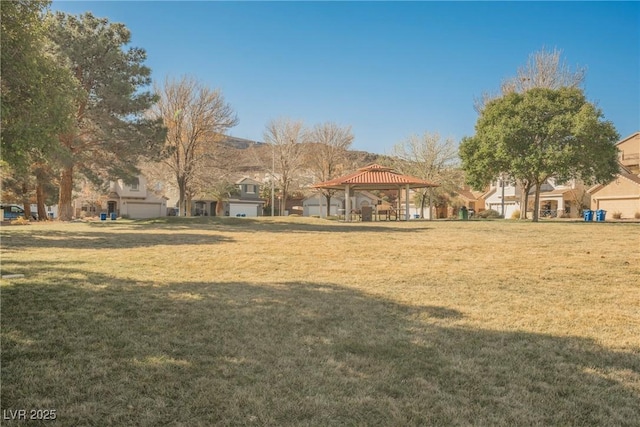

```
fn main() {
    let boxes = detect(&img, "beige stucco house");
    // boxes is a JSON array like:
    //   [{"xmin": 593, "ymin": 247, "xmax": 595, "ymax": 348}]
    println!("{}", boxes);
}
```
[
  {"xmin": 588, "ymin": 132, "xmax": 640, "ymax": 219},
  {"xmin": 73, "ymin": 175, "xmax": 167, "ymax": 219}
]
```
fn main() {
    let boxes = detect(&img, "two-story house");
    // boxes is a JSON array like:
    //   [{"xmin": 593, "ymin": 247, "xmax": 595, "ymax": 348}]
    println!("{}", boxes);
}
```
[
  {"xmin": 226, "ymin": 178, "xmax": 265, "ymax": 217},
  {"xmin": 536, "ymin": 177, "xmax": 589, "ymax": 218},
  {"xmin": 588, "ymin": 132, "xmax": 640, "ymax": 219},
  {"xmin": 482, "ymin": 177, "xmax": 522, "ymax": 218},
  {"xmin": 483, "ymin": 175, "xmax": 588, "ymax": 219},
  {"xmin": 73, "ymin": 175, "xmax": 167, "ymax": 219},
  {"xmin": 106, "ymin": 175, "xmax": 167, "ymax": 219}
]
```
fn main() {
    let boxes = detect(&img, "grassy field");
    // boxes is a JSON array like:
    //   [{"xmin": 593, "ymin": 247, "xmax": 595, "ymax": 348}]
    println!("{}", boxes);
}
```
[{"xmin": 1, "ymin": 217, "xmax": 639, "ymax": 426}]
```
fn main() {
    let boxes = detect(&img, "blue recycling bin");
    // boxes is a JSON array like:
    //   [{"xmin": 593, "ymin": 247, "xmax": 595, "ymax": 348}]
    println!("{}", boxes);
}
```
[
  {"xmin": 583, "ymin": 210, "xmax": 594, "ymax": 222},
  {"xmin": 100, "ymin": 213, "xmax": 107, "ymax": 221},
  {"xmin": 595, "ymin": 209, "xmax": 607, "ymax": 222},
  {"xmin": 110, "ymin": 212, "xmax": 117, "ymax": 220}
]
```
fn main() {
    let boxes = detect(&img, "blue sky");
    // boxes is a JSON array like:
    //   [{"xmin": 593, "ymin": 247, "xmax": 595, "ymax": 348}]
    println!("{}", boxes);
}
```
[{"xmin": 50, "ymin": 1, "xmax": 639, "ymax": 154}]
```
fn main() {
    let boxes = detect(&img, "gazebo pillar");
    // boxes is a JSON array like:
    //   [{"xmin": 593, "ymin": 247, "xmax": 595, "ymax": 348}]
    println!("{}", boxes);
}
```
[
  {"xmin": 405, "ymin": 184, "xmax": 410, "ymax": 221},
  {"xmin": 345, "ymin": 184, "xmax": 351, "ymax": 222}
]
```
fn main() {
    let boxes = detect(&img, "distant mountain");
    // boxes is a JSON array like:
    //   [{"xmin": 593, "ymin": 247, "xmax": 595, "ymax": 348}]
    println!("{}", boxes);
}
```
[
  {"xmin": 217, "ymin": 134, "xmax": 385, "ymax": 176},
  {"xmin": 219, "ymin": 135, "xmax": 264, "ymax": 150}
]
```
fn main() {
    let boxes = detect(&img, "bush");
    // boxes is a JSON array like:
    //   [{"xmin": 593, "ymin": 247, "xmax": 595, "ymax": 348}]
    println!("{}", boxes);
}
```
[
  {"xmin": 510, "ymin": 210, "xmax": 521, "ymax": 219},
  {"xmin": 635, "ymin": 212, "xmax": 640, "ymax": 219},
  {"xmin": 478, "ymin": 209, "xmax": 502, "ymax": 219},
  {"xmin": 612, "ymin": 212, "xmax": 622, "ymax": 219},
  {"xmin": 10, "ymin": 217, "xmax": 31, "ymax": 225}
]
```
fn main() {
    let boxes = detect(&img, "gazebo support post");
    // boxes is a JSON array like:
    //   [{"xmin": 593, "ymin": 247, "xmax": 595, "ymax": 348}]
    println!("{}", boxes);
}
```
[
  {"xmin": 405, "ymin": 184, "xmax": 410, "ymax": 221},
  {"xmin": 345, "ymin": 184, "xmax": 351, "ymax": 222},
  {"xmin": 397, "ymin": 187, "xmax": 401, "ymax": 221}
]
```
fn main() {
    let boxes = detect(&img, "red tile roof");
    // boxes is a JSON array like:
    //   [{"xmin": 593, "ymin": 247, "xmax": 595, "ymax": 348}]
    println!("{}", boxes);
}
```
[{"xmin": 313, "ymin": 164, "xmax": 439, "ymax": 189}]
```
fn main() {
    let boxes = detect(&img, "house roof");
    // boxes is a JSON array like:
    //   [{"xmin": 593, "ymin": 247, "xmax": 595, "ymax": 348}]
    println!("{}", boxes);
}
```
[
  {"xmin": 457, "ymin": 188, "xmax": 485, "ymax": 201},
  {"xmin": 615, "ymin": 131, "xmax": 640, "ymax": 146},
  {"xmin": 588, "ymin": 171, "xmax": 640, "ymax": 194},
  {"xmin": 538, "ymin": 188, "xmax": 574, "ymax": 198},
  {"xmin": 236, "ymin": 177, "xmax": 261, "ymax": 185},
  {"xmin": 313, "ymin": 164, "xmax": 439, "ymax": 190}
]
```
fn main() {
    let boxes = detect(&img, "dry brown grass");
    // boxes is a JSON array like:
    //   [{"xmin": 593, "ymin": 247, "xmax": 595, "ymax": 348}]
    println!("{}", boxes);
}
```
[{"xmin": 1, "ymin": 217, "xmax": 639, "ymax": 425}]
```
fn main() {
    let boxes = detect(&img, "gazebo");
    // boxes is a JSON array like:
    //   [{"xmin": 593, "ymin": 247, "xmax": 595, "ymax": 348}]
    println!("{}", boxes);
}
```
[{"xmin": 312, "ymin": 164, "xmax": 439, "ymax": 221}]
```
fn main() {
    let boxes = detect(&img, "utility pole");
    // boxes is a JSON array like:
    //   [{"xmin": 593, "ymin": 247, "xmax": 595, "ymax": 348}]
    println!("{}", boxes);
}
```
[
  {"xmin": 271, "ymin": 146, "xmax": 275, "ymax": 217},
  {"xmin": 500, "ymin": 173, "xmax": 506, "ymax": 218}
]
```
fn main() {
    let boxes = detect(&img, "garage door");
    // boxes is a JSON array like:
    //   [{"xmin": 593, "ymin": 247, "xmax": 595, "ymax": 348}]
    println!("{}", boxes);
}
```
[
  {"xmin": 127, "ymin": 203, "xmax": 163, "ymax": 219},
  {"xmin": 597, "ymin": 198, "xmax": 640, "ymax": 219},
  {"xmin": 229, "ymin": 203, "xmax": 258, "ymax": 217}
]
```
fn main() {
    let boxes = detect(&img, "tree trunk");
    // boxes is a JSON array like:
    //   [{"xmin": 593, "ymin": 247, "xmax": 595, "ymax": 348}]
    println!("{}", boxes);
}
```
[
  {"xmin": 177, "ymin": 178, "xmax": 186, "ymax": 216},
  {"xmin": 325, "ymin": 193, "xmax": 332, "ymax": 217},
  {"xmin": 185, "ymin": 194, "xmax": 192, "ymax": 217},
  {"xmin": 58, "ymin": 166, "xmax": 74, "ymax": 221},
  {"xmin": 420, "ymin": 191, "xmax": 426, "ymax": 219},
  {"xmin": 532, "ymin": 184, "xmax": 542, "ymax": 222},
  {"xmin": 36, "ymin": 172, "xmax": 48, "ymax": 220},
  {"xmin": 21, "ymin": 180, "xmax": 32, "ymax": 220},
  {"xmin": 519, "ymin": 189, "xmax": 527, "ymax": 220}
]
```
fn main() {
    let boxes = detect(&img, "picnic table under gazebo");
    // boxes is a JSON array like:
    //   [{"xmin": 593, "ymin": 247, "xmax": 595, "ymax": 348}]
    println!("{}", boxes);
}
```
[{"xmin": 312, "ymin": 164, "xmax": 439, "ymax": 221}]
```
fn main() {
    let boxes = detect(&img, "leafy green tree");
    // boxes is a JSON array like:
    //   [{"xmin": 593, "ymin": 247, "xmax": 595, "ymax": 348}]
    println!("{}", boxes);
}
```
[
  {"xmin": 47, "ymin": 12, "xmax": 166, "ymax": 220},
  {"xmin": 1, "ymin": 0, "xmax": 75, "ymax": 217},
  {"xmin": 460, "ymin": 87, "xmax": 619, "ymax": 222}
]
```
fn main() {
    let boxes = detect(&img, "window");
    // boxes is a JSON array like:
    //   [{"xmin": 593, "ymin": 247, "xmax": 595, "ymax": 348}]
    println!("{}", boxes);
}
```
[
  {"xmin": 246, "ymin": 184, "xmax": 255, "ymax": 194},
  {"xmin": 129, "ymin": 178, "xmax": 140, "ymax": 191}
]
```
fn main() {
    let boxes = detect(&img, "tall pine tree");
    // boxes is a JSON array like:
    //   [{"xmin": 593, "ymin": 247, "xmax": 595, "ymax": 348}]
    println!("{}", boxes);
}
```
[{"xmin": 48, "ymin": 12, "xmax": 165, "ymax": 220}]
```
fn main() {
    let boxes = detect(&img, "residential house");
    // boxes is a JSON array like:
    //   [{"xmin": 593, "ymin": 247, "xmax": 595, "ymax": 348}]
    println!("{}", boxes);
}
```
[
  {"xmin": 456, "ymin": 187, "xmax": 486, "ymax": 217},
  {"xmin": 74, "ymin": 175, "xmax": 167, "ymax": 219},
  {"xmin": 588, "ymin": 132, "xmax": 640, "ymax": 219},
  {"xmin": 482, "ymin": 176, "xmax": 587, "ymax": 219},
  {"xmin": 226, "ymin": 178, "xmax": 265, "ymax": 217},
  {"xmin": 537, "ymin": 178, "xmax": 590, "ymax": 218},
  {"xmin": 482, "ymin": 177, "xmax": 521, "ymax": 218}
]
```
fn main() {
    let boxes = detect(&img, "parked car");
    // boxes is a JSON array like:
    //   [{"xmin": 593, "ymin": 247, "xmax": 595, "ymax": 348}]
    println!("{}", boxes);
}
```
[{"xmin": 1, "ymin": 204, "xmax": 37, "ymax": 220}]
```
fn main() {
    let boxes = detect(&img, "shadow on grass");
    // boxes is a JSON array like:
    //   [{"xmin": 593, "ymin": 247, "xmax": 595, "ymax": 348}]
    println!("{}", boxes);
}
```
[
  {"xmin": 0, "ymin": 228, "xmax": 233, "ymax": 251},
  {"xmin": 1, "ymin": 218, "xmax": 431, "ymax": 252},
  {"xmin": 121, "ymin": 216, "xmax": 434, "ymax": 234},
  {"xmin": 2, "ymin": 264, "xmax": 638, "ymax": 426}
]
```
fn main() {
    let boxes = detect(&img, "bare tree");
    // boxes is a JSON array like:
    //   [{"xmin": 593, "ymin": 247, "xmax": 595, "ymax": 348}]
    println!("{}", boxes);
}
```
[
  {"xmin": 152, "ymin": 76, "xmax": 238, "ymax": 216},
  {"xmin": 390, "ymin": 132, "xmax": 462, "ymax": 219},
  {"xmin": 474, "ymin": 47, "xmax": 586, "ymax": 112},
  {"xmin": 263, "ymin": 118, "xmax": 307, "ymax": 215},
  {"xmin": 305, "ymin": 122, "xmax": 354, "ymax": 217}
]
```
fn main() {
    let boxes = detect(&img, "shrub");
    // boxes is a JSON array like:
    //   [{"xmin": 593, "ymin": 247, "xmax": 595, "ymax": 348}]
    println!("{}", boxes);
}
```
[
  {"xmin": 10, "ymin": 217, "xmax": 31, "ymax": 225},
  {"xmin": 612, "ymin": 212, "xmax": 622, "ymax": 219},
  {"xmin": 510, "ymin": 210, "xmax": 521, "ymax": 219},
  {"xmin": 635, "ymin": 212, "xmax": 640, "ymax": 219},
  {"xmin": 479, "ymin": 209, "xmax": 502, "ymax": 219}
]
